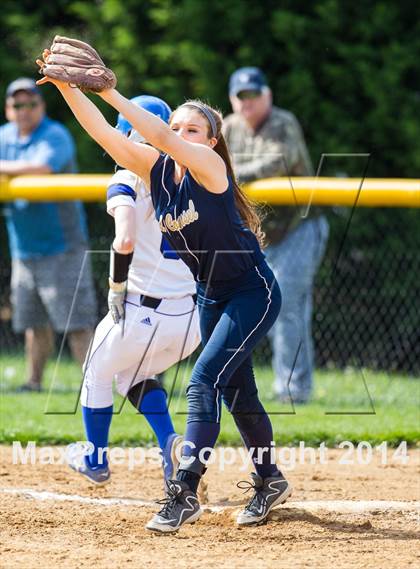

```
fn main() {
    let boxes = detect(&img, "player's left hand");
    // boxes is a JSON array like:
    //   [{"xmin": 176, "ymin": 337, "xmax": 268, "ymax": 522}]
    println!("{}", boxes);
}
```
[
  {"xmin": 36, "ymin": 36, "xmax": 117, "ymax": 92},
  {"xmin": 108, "ymin": 278, "xmax": 127, "ymax": 324}
]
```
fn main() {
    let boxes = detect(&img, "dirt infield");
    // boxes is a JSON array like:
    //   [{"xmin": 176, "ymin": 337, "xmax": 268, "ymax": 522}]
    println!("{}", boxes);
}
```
[{"xmin": 1, "ymin": 445, "xmax": 419, "ymax": 569}]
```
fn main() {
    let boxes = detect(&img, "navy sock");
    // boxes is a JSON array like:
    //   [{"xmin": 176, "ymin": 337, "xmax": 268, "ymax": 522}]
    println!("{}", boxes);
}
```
[
  {"xmin": 177, "ymin": 470, "xmax": 201, "ymax": 493},
  {"xmin": 234, "ymin": 412, "xmax": 278, "ymax": 479},
  {"xmin": 139, "ymin": 388, "xmax": 175, "ymax": 449},
  {"xmin": 176, "ymin": 422, "xmax": 220, "ymax": 492},
  {"xmin": 182, "ymin": 420, "xmax": 220, "ymax": 462},
  {"xmin": 82, "ymin": 405, "xmax": 113, "ymax": 468}
]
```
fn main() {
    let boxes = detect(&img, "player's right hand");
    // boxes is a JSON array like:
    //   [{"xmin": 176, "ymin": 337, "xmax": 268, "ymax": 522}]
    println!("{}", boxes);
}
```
[{"xmin": 108, "ymin": 278, "xmax": 127, "ymax": 324}]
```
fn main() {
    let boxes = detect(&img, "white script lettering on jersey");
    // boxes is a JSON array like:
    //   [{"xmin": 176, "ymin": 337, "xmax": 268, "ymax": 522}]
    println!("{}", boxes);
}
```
[
  {"xmin": 106, "ymin": 169, "xmax": 195, "ymax": 298},
  {"xmin": 159, "ymin": 199, "xmax": 199, "ymax": 233}
]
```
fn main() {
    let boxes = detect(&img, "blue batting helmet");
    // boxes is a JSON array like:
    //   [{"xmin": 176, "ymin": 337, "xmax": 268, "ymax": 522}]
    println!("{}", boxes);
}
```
[{"xmin": 116, "ymin": 95, "xmax": 172, "ymax": 135}]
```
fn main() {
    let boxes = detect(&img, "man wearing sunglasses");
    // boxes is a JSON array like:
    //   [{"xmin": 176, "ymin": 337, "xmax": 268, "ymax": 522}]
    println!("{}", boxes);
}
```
[
  {"xmin": 0, "ymin": 77, "xmax": 97, "ymax": 392},
  {"xmin": 223, "ymin": 67, "xmax": 329, "ymax": 405}
]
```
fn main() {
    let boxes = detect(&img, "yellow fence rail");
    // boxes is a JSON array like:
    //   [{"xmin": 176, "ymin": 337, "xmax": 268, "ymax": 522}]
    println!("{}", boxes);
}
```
[{"xmin": 0, "ymin": 175, "xmax": 419, "ymax": 207}]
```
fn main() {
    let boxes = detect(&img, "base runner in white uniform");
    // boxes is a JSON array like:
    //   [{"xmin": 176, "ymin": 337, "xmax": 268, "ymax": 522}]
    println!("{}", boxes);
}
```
[{"xmin": 68, "ymin": 96, "xmax": 200, "ymax": 486}]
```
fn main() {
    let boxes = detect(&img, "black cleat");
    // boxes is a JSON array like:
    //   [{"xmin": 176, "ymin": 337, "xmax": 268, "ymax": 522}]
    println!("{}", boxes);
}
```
[
  {"xmin": 146, "ymin": 480, "xmax": 202, "ymax": 533},
  {"xmin": 236, "ymin": 472, "xmax": 292, "ymax": 526}
]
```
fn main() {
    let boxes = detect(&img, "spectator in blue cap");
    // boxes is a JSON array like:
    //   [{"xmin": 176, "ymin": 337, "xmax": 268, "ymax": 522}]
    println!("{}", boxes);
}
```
[
  {"xmin": 223, "ymin": 67, "xmax": 329, "ymax": 404},
  {"xmin": 0, "ymin": 77, "xmax": 97, "ymax": 391}
]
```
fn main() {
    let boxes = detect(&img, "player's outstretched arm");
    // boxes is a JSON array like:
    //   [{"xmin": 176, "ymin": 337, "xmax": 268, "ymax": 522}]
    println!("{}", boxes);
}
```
[
  {"xmin": 36, "ymin": 36, "xmax": 225, "ymax": 192},
  {"xmin": 99, "ymin": 89, "xmax": 227, "ymax": 193},
  {"xmin": 36, "ymin": 72, "xmax": 159, "ymax": 183}
]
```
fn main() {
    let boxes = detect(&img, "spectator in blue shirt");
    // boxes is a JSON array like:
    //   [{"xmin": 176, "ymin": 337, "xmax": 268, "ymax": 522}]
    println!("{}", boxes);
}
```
[{"xmin": 0, "ymin": 77, "xmax": 97, "ymax": 391}]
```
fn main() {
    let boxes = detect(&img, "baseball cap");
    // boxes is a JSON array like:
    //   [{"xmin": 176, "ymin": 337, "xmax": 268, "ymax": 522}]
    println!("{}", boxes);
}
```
[
  {"xmin": 116, "ymin": 95, "xmax": 172, "ymax": 136},
  {"xmin": 6, "ymin": 77, "xmax": 41, "ymax": 98},
  {"xmin": 229, "ymin": 67, "xmax": 268, "ymax": 97}
]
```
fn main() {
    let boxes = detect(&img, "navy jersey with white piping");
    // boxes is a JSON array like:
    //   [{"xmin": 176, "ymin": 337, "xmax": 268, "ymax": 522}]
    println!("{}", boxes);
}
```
[
  {"xmin": 106, "ymin": 168, "xmax": 195, "ymax": 298},
  {"xmin": 149, "ymin": 154, "xmax": 265, "ymax": 283}
]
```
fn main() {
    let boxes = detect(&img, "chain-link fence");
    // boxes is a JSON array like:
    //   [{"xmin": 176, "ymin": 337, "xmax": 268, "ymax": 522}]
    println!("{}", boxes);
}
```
[{"xmin": 1, "ymin": 205, "xmax": 419, "ymax": 375}]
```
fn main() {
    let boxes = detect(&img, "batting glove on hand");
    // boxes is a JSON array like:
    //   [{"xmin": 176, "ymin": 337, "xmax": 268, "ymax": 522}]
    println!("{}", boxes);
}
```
[{"xmin": 108, "ymin": 278, "xmax": 127, "ymax": 324}]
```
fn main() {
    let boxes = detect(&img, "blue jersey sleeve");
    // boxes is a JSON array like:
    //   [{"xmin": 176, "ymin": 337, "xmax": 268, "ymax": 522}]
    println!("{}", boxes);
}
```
[
  {"xmin": 107, "ymin": 183, "xmax": 137, "ymax": 202},
  {"xmin": 32, "ymin": 124, "xmax": 76, "ymax": 173}
]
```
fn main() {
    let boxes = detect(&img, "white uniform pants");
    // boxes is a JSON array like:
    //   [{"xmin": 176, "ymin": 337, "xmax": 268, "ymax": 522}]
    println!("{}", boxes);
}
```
[{"xmin": 81, "ymin": 293, "xmax": 200, "ymax": 408}]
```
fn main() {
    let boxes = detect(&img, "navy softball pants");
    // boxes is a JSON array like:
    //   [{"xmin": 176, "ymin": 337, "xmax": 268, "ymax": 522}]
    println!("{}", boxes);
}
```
[{"xmin": 182, "ymin": 261, "xmax": 281, "ymax": 474}]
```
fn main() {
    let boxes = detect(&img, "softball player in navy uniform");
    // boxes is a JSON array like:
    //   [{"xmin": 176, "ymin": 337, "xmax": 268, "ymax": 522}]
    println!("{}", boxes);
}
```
[
  {"xmin": 39, "ymin": 72, "xmax": 292, "ymax": 531},
  {"xmin": 67, "ymin": 96, "xmax": 200, "ymax": 486}
]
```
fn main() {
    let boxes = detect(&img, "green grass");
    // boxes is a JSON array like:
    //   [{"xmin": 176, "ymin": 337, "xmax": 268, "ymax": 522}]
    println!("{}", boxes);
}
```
[{"xmin": 0, "ymin": 354, "xmax": 419, "ymax": 446}]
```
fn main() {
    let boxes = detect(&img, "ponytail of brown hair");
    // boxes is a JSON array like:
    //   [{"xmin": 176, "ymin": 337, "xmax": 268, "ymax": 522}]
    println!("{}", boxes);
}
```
[
  {"xmin": 213, "ymin": 134, "xmax": 265, "ymax": 246},
  {"xmin": 178, "ymin": 100, "xmax": 265, "ymax": 247}
]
